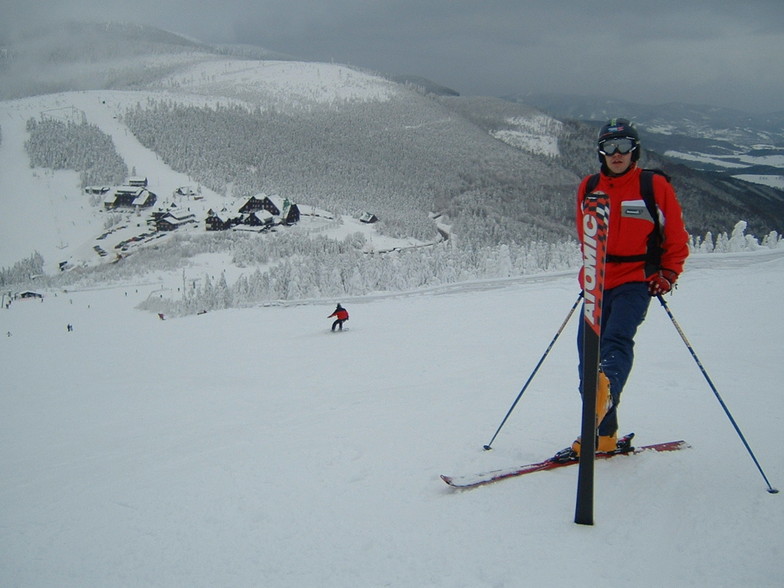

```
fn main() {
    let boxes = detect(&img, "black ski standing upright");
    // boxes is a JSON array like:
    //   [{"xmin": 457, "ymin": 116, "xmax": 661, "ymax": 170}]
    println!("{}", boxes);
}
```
[{"xmin": 575, "ymin": 191, "xmax": 610, "ymax": 526}]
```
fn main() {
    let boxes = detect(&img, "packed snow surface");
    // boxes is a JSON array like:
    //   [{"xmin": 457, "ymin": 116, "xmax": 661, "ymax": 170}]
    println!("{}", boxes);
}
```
[{"xmin": 2, "ymin": 250, "xmax": 783, "ymax": 586}]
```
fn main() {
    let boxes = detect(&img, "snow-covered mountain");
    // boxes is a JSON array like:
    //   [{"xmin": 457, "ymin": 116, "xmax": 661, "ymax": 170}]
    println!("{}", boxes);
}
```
[
  {"xmin": 2, "ymin": 22, "xmax": 783, "ymax": 312},
  {"xmin": 0, "ymin": 22, "xmax": 581, "ymax": 301},
  {"xmin": 2, "ymin": 23, "xmax": 782, "ymax": 586}
]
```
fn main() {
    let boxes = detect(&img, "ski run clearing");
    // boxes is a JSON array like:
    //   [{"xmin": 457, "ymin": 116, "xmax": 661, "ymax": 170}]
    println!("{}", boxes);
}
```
[{"xmin": 2, "ymin": 248, "xmax": 783, "ymax": 587}]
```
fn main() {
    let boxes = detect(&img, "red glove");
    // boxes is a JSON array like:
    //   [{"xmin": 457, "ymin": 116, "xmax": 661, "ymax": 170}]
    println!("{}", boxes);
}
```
[{"xmin": 647, "ymin": 269, "xmax": 678, "ymax": 296}]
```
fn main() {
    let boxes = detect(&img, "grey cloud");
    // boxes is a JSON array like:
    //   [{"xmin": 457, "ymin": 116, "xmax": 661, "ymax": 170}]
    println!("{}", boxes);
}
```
[{"xmin": 1, "ymin": 0, "xmax": 782, "ymax": 112}]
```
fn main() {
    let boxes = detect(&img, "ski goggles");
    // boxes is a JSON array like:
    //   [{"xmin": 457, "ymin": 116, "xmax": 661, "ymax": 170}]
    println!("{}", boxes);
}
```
[{"xmin": 598, "ymin": 137, "xmax": 637, "ymax": 156}]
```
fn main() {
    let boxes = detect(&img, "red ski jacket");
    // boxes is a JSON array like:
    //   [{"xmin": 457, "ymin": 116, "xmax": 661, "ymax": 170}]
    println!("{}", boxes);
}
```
[
  {"xmin": 576, "ymin": 165, "xmax": 689, "ymax": 291},
  {"xmin": 329, "ymin": 308, "xmax": 349, "ymax": 321}
]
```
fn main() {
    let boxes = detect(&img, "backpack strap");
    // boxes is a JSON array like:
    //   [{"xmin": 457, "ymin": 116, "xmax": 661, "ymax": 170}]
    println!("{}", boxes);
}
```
[
  {"xmin": 639, "ymin": 168, "xmax": 668, "ymax": 230},
  {"xmin": 639, "ymin": 169, "xmax": 666, "ymax": 276},
  {"xmin": 583, "ymin": 169, "xmax": 666, "ymax": 276},
  {"xmin": 585, "ymin": 173, "xmax": 600, "ymax": 194}
]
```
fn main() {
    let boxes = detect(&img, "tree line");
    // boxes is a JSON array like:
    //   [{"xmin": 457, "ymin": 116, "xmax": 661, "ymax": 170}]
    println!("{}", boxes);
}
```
[{"xmin": 25, "ymin": 116, "xmax": 127, "ymax": 188}]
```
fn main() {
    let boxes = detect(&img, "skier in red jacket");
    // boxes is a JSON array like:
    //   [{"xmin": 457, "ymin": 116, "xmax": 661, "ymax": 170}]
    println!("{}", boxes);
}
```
[
  {"xmin": 572, "ymin": 118, "xmax": 689, "ymax": 456},
  {"xmin": 328, "ymin": 303, "xmax": 349, "ymax": 331}
]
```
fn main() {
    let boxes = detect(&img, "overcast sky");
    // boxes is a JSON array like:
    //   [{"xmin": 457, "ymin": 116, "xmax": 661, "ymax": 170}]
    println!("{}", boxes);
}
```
[{"xmin": 2, "ymin": 0, "xmax": 783, "ymax": 113}]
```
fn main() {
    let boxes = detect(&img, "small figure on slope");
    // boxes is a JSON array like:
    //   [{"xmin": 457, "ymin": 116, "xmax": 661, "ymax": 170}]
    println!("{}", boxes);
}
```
[{"xmin": 328, "ymin": 303, "xmax": 349, "ymax": 332}]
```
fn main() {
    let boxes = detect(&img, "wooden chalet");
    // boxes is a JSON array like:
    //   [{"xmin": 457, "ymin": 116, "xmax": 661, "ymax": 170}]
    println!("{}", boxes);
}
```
[
  {"xmin": 84, "ymin": 186, "xmax": 111, "ymax": 195},
  {"xmin": 104, "ymin": 187, "xmax": 157, "ymax": 209},
  {"xmin": 207, "ymin": 194, "xmax": 300, "ymax": 232},
  {"xmin": 238, "ymin": 194, "xmax": 271, "ymax": 214},
  {"xmin": 205, "ymin": 209, "xmax": 243, "ymax": 231},
  {"xmin": 205, "ymin": 212, "xmax": 228, "ymax": 231},
  {"xmin": 275, "ymin": 196, "xmax": 300, "ymax": 225},
  {"xmin": 155, "ymin": 212, "xmax": 196, "ymax": 231},
  {"xmin": 239, "ymin": 194, "xmax": 300, "ymax": 224},
  {"xmin": 260, "ymin": 195, "xmax": 300, "ymax": 224},
  {"xmin": 245, "ymin": 210, "xmax": 275, "ymax": 228}
]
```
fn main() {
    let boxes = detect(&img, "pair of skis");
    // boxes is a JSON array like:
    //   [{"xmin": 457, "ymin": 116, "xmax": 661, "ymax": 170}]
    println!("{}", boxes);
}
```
[{"xmin": 441, "ymin": 433, "xmax": 690, "ymax": 489}]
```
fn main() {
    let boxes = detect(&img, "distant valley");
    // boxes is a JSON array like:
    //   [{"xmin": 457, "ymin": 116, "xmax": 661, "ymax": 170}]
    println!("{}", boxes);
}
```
[{"xmin": 1, "ymin": 22, "xmax": 782, "ymax": 311}]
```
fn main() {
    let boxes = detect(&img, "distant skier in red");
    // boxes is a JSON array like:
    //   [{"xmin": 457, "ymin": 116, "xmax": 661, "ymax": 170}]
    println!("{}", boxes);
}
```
[{"xmin": 328, "ymin": 303, "xmax": 349, "ymax": 331}]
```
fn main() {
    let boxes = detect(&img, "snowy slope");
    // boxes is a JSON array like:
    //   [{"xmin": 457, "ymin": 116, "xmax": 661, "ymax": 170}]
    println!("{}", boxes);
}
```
[
  {"xmin": 149, "ymin": 58, "xmax": 401, "ymax": 106},
  {"xmin": 0, "ymin": 91, "xmax": 226, "ymax": 271},
  {"xmin": 1, "ymin": 249, "xmax": 782, "ymax": 586}
]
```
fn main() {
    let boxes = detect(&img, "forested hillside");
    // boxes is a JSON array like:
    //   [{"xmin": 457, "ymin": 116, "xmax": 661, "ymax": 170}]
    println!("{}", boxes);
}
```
[
  {"xmin": 120, "ymin": 95, "xmax": 578, "ymax": 246},
  {"xmin": 2, "ymin": 22, "xmax": 783, "ymax": 314},
  {"xmin": 25, "ymin": 117, "xmax": 128, "ymax": 188}
]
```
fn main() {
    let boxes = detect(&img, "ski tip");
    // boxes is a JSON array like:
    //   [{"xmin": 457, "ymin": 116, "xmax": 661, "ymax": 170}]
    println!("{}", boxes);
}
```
[
  {"xmin": 440, "ymin": 474, "xmax": 453, "ymax": 485},
  {"xmin": 641, "ymin": 439, "xmax": 690, "ymax": 452}
]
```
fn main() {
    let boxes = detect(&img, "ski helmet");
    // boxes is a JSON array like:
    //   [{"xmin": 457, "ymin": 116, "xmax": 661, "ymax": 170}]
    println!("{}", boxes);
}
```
[{"xmin": 597, "ymin": 118, "xmax": 640, "ymax": 163}]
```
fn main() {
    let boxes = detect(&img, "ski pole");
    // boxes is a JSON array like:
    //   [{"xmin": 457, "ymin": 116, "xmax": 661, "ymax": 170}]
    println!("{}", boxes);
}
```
[
  {"xmin": 656, "ymin": 295, "xmax": 779, "ymax": 494},
  {"xmin": 483, "ymin": 292, "xmax": 583, "ymax": 451}
]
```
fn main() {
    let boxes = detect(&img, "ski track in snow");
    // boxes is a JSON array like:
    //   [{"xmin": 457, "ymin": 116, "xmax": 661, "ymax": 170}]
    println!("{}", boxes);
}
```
[{"xmin": 1, "ymin": 249, "xmax": 783, "ymax": 587}]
